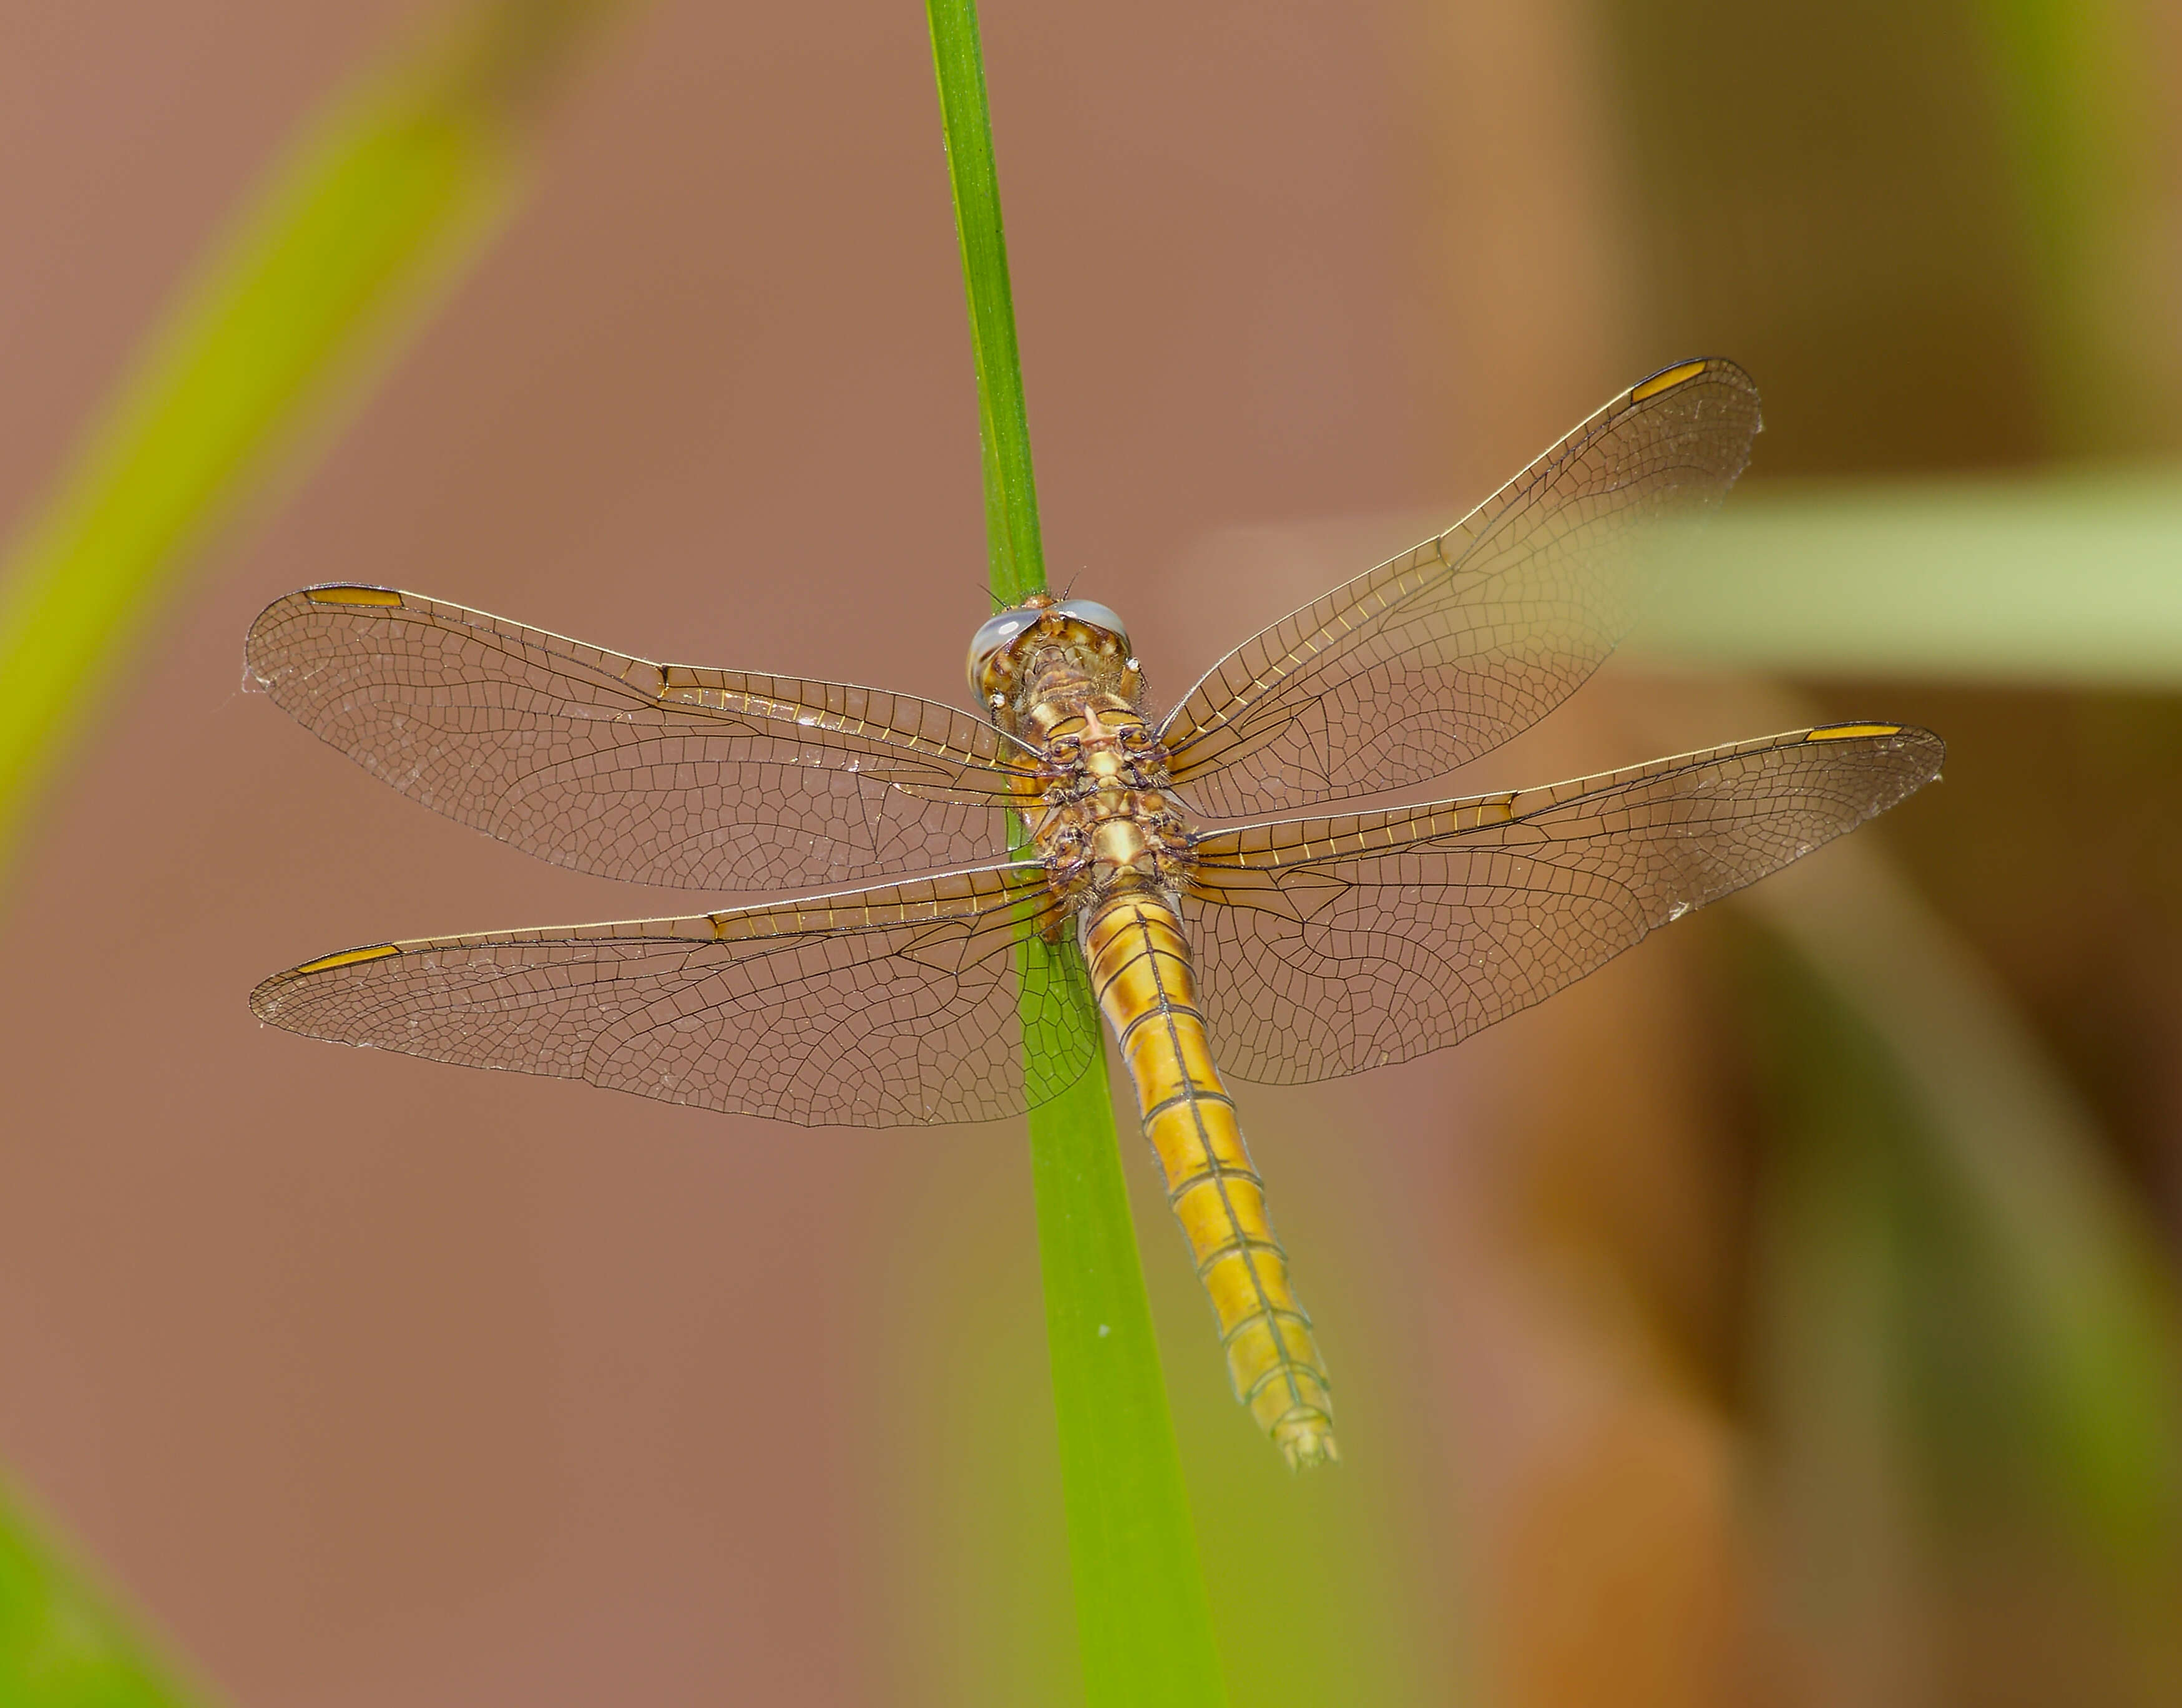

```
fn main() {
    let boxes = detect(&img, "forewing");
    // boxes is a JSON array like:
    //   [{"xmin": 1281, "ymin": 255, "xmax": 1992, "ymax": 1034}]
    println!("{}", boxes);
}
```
[
  {"xmin": 245, "ymin": 586, "xmax": 1030, "ymax": 889},
  {"xmin": 1183, "ymin": 723, "xmax": 1942, "ymax": 1083},
  {"xmin": 1162, "ymin": 359, "xmax": 1763, "ymax": 816},
  {"xmin": 248, "ymin": 864, "xmax": 1098, "ymax": 1126}
]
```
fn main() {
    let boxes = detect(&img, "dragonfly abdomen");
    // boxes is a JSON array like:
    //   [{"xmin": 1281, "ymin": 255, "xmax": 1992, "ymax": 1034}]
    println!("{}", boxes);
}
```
[{"xmin": 1080, "ymin": 887, "xmax": 1338, "ymax": 1469}]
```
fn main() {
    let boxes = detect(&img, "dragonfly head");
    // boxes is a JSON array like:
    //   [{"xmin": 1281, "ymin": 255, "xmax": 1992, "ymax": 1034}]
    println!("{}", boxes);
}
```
[{"xmin": 968, "ymin": 593, "xmax": 1143, "ymax": 734}]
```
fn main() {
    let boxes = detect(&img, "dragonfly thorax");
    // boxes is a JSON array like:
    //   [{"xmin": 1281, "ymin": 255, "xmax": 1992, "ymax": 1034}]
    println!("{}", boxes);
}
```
[{"xmin": 1030, "ymin": 697, "xmax": 1191, "ymax": 912}]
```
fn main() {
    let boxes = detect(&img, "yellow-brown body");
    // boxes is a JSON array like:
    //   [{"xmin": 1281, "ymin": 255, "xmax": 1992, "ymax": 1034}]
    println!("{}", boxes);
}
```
[
  {"xmin": 971, "ymin": 596, "xmax": 1338, "ymax": 1468},
  {"xmin": 1082, "ymin": 892, "xmax": 1337, "ymax": 1466}
]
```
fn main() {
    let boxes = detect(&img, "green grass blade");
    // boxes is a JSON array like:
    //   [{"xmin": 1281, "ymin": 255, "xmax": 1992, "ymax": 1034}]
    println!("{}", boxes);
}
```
[
  {"xmin": 925, "ymin": 2, "xmax": 1228, "ymax": 1700},
  {"xmin": 925, "ymin": 0, "xmax": 1047, "ymax": 605},
  {"xmin": 0, "ymin": 0, "xmax": 617, "ymax": 885}
]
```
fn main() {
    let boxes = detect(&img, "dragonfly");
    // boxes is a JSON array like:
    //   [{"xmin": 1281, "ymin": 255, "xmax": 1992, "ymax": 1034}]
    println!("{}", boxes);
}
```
[{"xmin": 246, "ymin": 357, "xmax": 1942, "ymax": 1468}]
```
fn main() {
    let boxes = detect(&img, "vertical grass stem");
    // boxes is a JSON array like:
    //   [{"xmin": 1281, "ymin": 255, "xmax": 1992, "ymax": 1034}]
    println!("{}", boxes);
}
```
[{"xmin": 924, "ymin": 3, "xmax": 1228, "ymax": 1701}]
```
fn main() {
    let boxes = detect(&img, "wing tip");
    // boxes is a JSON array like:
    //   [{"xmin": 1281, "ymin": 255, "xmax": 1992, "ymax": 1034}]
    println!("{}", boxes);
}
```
[
  {"xmin": 245, "ymin": 584, "xmax": 406, "ymax": 676},
  {"xmin": 1628, "ymin": 354, "xmax": 1760, "ymax": 403},
  {"xmin": 1804, "ymin": 719, "xmax": 1945, "ymax": 764},
  {"xmin": 252, "ymin": 942, "xmax": 401, "ymax": 1023},
  {"xmin": 1799, "ymin": 721, "xmax": 1948, "ymax": 813}
]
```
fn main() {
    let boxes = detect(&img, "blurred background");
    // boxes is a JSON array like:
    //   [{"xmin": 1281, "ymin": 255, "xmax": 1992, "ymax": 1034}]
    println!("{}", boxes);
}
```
[{"xmin": 2, "ymin": 1, "xmax": 2179, "ymax": 1702}]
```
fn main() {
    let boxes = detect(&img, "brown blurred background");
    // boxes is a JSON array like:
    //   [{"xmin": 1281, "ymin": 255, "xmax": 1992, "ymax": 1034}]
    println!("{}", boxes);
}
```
[{"xmin": 2, "ymin": 1, "xmax": 2180, "ymax": 1703}]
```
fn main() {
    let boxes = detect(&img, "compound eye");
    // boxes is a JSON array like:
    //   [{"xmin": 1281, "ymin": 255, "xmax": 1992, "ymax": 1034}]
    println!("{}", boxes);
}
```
[
  {"xmin": 1052, "ymin": 598, "xmax": 1130, "ymax": 651},
  {"xmin": 967, "ymin": 607, "xmax": 1040, "ymax": 695}
]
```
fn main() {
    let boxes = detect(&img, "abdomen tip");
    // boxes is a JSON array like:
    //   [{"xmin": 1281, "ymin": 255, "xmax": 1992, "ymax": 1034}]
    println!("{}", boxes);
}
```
[{"xmin": 1276, "ymin": 1415, "xmax": 1340, "ymax": 1470}]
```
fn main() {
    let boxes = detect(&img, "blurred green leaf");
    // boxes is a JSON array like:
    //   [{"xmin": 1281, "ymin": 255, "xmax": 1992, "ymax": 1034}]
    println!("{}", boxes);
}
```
[
  {"xmin": 0, "ymin": 2, "xmax": 620, "ymax": 1698},
  {"xmin": 0, "ymin": 1483, "xmax": 216, "ymax": 1708},
  {"xmin": 0, "ymin": 0, "xmax": 617, "ymax": 886},
  {"xmin": 1972, "ymin": 0, "xmax": 2175, "ymax": 455},
  {"xmin": 1739, "ymin": 853, "xmax": 2182, "ymax": 1701},
  {"xmin": 1634, "ymin": 471, "xmax": 2182, "ymax": 683},
  {"xmin": 926, "ymin": 2, "xmax": 1227, "ymax": 1701}
]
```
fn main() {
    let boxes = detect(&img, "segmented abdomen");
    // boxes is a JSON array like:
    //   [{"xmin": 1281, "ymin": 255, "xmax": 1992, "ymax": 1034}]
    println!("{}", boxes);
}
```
[{"xmin": 1080, "ymin": 888, "xmax": 1338, "ymax": 1468}]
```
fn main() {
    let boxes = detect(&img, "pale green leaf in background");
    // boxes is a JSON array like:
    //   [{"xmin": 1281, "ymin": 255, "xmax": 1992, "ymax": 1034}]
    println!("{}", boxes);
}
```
[
  {"xmin": 0, "ymin": 0, "xmax": 619, "ymax": 888},
  {"xmin": 1638, "ymin": 472, "xmax": 2182, "ymax": 683}
]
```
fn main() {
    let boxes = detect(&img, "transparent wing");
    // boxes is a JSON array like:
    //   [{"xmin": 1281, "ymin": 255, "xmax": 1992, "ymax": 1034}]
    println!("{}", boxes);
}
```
[
  {"xmin": 1183, "ymin": 723, "xmax": 1942, "ymax": 1083},
  {"xmin": 1160, "ymin": 359, "xmax": 1764, "ymax": 817},
  {"xmin": 248, "ymin": 864, "xmax": 1098, "ymax": 1127},
  {"xmin": 245, "ymin": 586, "xmax": 1034, "ymax": 889}
]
